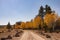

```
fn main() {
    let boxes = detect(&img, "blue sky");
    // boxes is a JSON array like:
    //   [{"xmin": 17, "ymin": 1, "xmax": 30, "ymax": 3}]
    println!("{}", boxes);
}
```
[{"xmin": 0, "ymin": 0, "xmax": 60, "ymax": 25}]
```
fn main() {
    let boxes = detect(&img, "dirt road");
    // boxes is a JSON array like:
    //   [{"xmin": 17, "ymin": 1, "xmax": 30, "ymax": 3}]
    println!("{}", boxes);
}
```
[{"xmin": 20, "ymin": 30, "xmax": 45, "ymax": 40}]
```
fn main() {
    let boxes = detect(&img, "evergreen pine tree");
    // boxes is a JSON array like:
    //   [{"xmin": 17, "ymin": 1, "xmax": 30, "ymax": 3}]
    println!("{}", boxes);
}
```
[
  {"xmin": 45, "ymin": 5, "xmax": 52, "ymax": 14},
  {"xmin": 6, "ymin": 22, "xmax": 11, "ymax": 29},
  {"xmin": 39, "ymin": 6, "xmax": 44, "ymax": 17}
]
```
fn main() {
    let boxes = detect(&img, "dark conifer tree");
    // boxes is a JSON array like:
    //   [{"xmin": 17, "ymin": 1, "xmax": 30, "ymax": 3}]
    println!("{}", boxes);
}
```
[
  {"xmin": 6, "ymin": 22, "xmax": 11, "ymax": 29},
  {"xmin": 45, "ymin": 5, "xmax": 52, "ymax": 14},
  {"xmin": 45, "ymin": 5, "xmax": 48, "ymax": 12},
  {"xmin": 39, "ymin": 6, "xmax": 44, "ymax": 17},
  {"xmin": 48, "ymin": 6, "xmax": 52, "ymax": 13},
  {"xmin": 38, "ymin": 6, "xmax": 44, "ymax": 30}
]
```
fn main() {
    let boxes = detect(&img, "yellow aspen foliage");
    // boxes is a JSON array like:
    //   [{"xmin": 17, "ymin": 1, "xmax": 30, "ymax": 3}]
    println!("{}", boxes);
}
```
[
  {"xmin": 20, "ymin": 22, "xmax": 26, "ymax": 28},
  {"xmin": 33, "ymin": 16, "xmax": 42, "ymax": 28},
  {"xmin": 44, "ymin": 13, "xmax": 57, "ymax": 28},
  {"xmin": 25, "ymin": 21, "xmax": 33, "ymax": 28},
  {"xmin": 14, "ymin": 22, "xmax": 22, "ymax": 29},
  {"xmin": 29, "ymin": 22, "xmax": 33, "ymax": 28},
  {"xmin": 25, "ymin": 22, "xmax": 29, "ymax": 28},
  {"xmin": 15, "ymin": 24, "xmax": 20, "ymax": 29}
]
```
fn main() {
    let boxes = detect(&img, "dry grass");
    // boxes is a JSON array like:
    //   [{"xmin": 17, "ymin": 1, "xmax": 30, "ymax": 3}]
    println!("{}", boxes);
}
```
[
  {"xmin": 32, "ymin": 30, "xmax": 60, "ymax": 40},
  {"xmin": 0, "ymin": 28, "xmax": 23, "ymax": 40}
]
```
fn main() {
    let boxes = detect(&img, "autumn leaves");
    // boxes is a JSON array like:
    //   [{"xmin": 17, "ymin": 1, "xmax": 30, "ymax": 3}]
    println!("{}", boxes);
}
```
[
  {"xmin": 44, "ymin": 13, "xmax": 57, "ymax": 29},
  {"xmin": 14, "ymin": 5, "xmax": 59, "ymax": 31}
]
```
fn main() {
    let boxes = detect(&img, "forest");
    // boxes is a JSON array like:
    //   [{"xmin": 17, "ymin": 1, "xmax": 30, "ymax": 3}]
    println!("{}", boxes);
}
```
[{"xmin": 6, "ymin": 5, "xmax": 60, "ymax": 32}]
